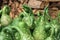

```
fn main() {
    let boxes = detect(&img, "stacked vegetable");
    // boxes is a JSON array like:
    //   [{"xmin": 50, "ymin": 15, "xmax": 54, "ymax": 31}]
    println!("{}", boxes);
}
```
[{"xmin": 0, "ymin": 4, "xmax": 60, "ymax": 40}]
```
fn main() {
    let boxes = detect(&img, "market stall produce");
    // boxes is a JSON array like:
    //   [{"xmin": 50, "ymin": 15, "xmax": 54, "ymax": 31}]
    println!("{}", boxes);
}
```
[{"xmin": 0, "ymin": 0, "xmax": 60, "ymax": 40}]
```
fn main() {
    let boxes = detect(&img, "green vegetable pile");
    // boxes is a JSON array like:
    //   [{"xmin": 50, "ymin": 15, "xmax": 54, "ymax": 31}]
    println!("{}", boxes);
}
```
[{"xmin": 0, "ymin": 4, "xmax": 60, "ymax": 40}]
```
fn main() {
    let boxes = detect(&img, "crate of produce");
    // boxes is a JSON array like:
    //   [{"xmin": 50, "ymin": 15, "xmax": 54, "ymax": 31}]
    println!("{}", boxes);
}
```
[{"xmin": 0, "ymin": 0, "xmax": 60, "ymax": 40}]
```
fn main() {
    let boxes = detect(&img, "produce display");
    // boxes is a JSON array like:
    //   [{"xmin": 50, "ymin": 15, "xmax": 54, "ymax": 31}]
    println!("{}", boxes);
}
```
[{"xmin": 0, "ymin": 4, "xmax": 60, "ymax": 40}]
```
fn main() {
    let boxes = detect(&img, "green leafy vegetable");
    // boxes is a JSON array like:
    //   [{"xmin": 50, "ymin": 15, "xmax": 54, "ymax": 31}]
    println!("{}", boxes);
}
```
[
  {"xmin": 33, "ymin": 5, "xmax": 51, "ymax": 40},
  {"xmin": 3, "ymin": 15, "xmax": 34, "ymax": 40},
  {"xmin": 11, "ymin": 21, "xmax": 34, "ymax": 40},
  {"xmin": 45, "ymin": 27, "xmax": 55, "ymax": 40},
  {"xmin": 19, "ymin": 4, "xmax": 34, "ymax": 29},
  {"xmin": 1, "ymin": 5, "xmax": 12, "ymax": 26}
]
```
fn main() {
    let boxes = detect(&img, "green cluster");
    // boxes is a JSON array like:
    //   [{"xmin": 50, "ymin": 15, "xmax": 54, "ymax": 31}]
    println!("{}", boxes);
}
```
[{"xmin": 0, "ymin": 4, "xmax": 60, "ymax": 40}]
